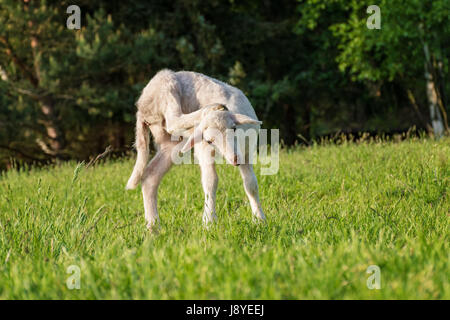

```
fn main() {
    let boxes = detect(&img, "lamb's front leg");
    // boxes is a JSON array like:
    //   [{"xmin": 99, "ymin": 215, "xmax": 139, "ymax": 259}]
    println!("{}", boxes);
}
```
[
  {"xmin": 239, "ymin": 164, "xmax": 266, "ymax": 221},
  {"xmin": 164, "ymin": 104, "xmax": 226, "ymax": 135},
  {"xmin": 197, "ymin": 146, "xmax": 218, "ymax": 226}
]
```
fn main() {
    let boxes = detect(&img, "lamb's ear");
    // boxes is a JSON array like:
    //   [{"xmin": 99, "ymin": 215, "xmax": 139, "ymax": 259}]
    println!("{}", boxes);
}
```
[
  {"xmin": 231, "ymin": 113, "xmax": 262, "ymax": 125},
  {"xmin": 181, "ymin": 126, "xmax": 202, "ymax": 153}
]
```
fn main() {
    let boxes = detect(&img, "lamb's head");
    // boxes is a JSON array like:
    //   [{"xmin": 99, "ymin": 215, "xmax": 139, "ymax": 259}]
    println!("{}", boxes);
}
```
[{"xmin": 181, "ymin": 104, "xmax": 262, "ymax": 166}]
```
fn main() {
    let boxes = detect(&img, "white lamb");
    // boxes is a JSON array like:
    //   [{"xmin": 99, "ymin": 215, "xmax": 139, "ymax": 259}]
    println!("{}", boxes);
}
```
[{"xmin": 126, "ymin": 69, "xmax": 265, "ymax": 231}]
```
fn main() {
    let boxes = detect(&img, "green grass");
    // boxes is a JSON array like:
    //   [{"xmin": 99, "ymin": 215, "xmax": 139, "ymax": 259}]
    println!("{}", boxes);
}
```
[{"xmin": 0, "ymin": 137, "xmax": 449, "ymax": 299}]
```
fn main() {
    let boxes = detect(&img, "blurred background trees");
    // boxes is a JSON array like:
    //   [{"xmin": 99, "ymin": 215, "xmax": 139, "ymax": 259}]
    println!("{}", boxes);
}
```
[{"xmin": 0, "ymin": 0, "xmax": 448, "ymax": 169}]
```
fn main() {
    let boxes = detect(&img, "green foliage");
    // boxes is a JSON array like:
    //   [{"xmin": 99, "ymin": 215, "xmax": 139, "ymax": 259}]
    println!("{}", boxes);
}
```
[
  {"xmin": 0, "ymin": 138, "xmax": 449, "ymax": 299},
  {"xmin": 295, "ymin": 0, "xmax": 449, "ymax": 136},
  {"xmin": 327, "ymin": 0, "xmax": 449, "ymax": 82},
  {"xmin": 0, "ymin": 1, "xmax": 449, "ymax": 167}
]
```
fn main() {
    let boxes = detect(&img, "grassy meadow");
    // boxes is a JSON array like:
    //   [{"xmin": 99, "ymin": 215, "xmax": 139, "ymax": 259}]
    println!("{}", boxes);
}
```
[{"xmin": 0, "ymin": 137, "xmax": 448, "ymax": 299}]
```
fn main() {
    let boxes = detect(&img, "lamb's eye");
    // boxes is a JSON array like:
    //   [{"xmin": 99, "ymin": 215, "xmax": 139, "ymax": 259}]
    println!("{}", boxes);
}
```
[{"xmin": 207, "ymin": 140, "xmax": 213, "ymax": 144}]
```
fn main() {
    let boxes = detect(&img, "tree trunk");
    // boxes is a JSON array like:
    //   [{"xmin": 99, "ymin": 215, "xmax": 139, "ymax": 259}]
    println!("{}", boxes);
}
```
[
  {"xmin": 39, "ymin": 96, "xmax": 65, "ymax": 154},
  {"xmin": 28, "ymin": 9, "xmax": 65, "ymax": 156},
  {"xmin": 406, "ymin": 89, "xmax": 427, "ymax": 129},
  {"xmin": 434, "ymin": 57, "xmax": 449, "ymax": 132},
  {"xmin": 423, "ymin": 43, "xmax": 446, "ymax": 137}
]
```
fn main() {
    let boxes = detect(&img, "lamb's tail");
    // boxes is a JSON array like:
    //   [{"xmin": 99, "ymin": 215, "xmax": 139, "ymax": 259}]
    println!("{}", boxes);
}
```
[{"xmin": 126, "ymin": 113, "xmax": 149, "ymax": 190}]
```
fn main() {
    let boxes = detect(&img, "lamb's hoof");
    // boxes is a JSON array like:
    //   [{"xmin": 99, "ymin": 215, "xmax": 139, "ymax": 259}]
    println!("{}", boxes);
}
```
[
  {"xmin": 202, "ymin": 214, "xmax": 218, "ymax": 229},
  {"xmin": 252, "ymin": 214, "xmax": 266, "ymax": 224},
  {"xmin": 203, "ymin": 222, "xmax": 214, "ymax": 230},
  {"xmin": 146, "ymin": 223, "xmax": 160, "ymax": 234}
]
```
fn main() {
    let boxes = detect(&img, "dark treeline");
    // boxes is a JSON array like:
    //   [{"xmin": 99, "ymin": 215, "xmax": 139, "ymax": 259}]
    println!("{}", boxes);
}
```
[{"xmin": 0, "ymin": 0, "xmax": 448, "ymax": 170}]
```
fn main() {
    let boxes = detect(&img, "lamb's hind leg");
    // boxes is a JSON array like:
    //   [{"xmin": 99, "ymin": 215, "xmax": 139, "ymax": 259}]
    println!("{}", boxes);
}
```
[{"xmin": 141, "ymin": 143, "xmax": 175, "ymax": 231}]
